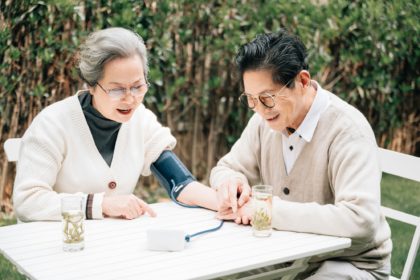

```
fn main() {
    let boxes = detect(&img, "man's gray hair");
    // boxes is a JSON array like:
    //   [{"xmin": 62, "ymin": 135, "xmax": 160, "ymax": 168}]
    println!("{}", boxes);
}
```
[{"xmin": 78, "ymin": 27, "xmax": 148, "ymax": 86}]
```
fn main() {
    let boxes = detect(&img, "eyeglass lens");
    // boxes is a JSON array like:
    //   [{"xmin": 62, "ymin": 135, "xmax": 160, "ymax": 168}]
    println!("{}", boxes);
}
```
[{"xmin": 239, "ymin": 93, "xmax": 275, "ymax": 109}]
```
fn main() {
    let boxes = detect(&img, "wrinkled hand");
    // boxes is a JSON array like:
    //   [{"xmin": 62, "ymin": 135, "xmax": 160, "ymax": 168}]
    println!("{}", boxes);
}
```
[
  {"xmin": 102, "ymin": 194, "xmax": 156, "ymax": 219},
  {"xmin": 217, "ymin": 201, "xmax": 253, "ymax": 225},
  {"xmin": 216, "ymin": 178, "xmax": 251, "ymax": 213}
]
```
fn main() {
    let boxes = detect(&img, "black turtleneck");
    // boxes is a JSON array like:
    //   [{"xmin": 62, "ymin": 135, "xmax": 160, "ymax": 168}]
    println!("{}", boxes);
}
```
[{"xmin": 78, "ymin": 92, "xmax": 122, "ymax": 166}]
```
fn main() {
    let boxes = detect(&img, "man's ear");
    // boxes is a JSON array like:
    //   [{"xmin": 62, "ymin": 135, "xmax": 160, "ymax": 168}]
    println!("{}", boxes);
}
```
[{"xmin": 297, "ymin": 70, "xmax": 311, "ymax": 88}]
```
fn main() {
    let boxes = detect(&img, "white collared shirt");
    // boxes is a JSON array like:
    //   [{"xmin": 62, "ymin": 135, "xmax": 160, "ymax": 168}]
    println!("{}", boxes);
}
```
[{"xmin": 282, "ymin": 81, "xmax": 330, "ymax": 174}]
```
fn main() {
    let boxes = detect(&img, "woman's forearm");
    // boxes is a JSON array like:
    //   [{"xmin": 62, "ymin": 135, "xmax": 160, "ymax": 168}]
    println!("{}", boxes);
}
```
[{"xmin": 177, "ymin": 181, "xmax": 218, "ymax": 211}]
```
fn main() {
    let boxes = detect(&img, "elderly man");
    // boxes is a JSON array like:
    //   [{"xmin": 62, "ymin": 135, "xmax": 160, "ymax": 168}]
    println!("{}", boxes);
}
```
[{"xmin": 211, "ymin": 29, "xmax": 391, "ymax": 279}]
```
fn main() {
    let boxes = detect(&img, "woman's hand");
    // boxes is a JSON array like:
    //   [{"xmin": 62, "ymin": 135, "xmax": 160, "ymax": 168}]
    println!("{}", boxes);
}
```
[
  {"xmin": 102, "ymin": 194, "xmax": 156, "ymax": 219},
  {"xmin": 217, "ymin": 200, "xmax": 253, "ymax": 225}
]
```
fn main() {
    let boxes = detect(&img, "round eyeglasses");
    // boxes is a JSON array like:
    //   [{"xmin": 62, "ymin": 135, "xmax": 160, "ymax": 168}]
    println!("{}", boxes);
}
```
[
  {"xmin": 238, "ymin": 80, "xmax": 292, "ymax": 109},
  {"xmin": 96, "ymin": 82, "xmax": 150, "ymax": 100}
]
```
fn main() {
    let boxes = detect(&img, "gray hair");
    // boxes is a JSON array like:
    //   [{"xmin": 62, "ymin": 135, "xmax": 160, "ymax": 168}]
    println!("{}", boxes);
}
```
[{"xmin": 78, "ymin": 27, "xmax": 148, "ymax": 86}]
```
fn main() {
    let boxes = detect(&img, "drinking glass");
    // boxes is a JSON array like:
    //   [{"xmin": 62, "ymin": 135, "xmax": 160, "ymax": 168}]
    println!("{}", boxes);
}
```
[
  {"xmin": 61, "ymin": 195, "xmax": 85, "ymax": 251},
  {"xmin": 251, "ymin": 185, "xmax": 273, "ymax": 237}
]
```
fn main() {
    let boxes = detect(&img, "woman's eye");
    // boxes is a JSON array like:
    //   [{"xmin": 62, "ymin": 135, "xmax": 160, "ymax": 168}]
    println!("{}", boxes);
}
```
[{"xmin": 109, "ymin": 88, "xmax": 125, "ymax": 94}]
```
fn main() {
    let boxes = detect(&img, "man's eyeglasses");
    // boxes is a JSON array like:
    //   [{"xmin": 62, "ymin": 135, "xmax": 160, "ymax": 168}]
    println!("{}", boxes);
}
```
[
  {"xmin": 96, "ymin": 82, "xmax": 150, "ymax": 100},
  {"xmin": 238, "ymin": 80, "xmax": 292, "ymax": 109}
]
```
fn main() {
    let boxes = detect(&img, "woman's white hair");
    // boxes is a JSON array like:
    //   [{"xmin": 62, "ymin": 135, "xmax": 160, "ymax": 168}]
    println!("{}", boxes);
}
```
[{"xmin": 78, "ymin": 27, "xmax": 148, "ymax": 86}]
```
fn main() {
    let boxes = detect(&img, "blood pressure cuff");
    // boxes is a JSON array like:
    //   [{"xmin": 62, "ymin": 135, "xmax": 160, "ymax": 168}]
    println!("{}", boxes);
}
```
[{"xmin": 151, "ymin": 150, "xmax": 196, "ymax": 199}]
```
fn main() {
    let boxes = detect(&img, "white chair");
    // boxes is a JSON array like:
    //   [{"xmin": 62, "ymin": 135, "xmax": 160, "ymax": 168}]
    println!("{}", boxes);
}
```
[
  {"xmin": 4, "ymin": 138, "xmax": 22, "ymax": 162},
  {"xmin": 378, "ymin": 148, "xmax": 420, "ymax": 280},
  {"xmin": 3, "ymin": 138, "xmax": 22, "ymax": 223}
]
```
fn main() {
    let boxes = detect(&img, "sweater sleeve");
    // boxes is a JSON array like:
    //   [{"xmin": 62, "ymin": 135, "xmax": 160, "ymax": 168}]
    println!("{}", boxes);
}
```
[
  {"xmin": 13, "ymin": 113, "xmax": 92, "ymax": 221},
  {"xmin": 140, "ymin": 108, "xmax": 176, "ymax": 176},
  {"xmin": 272, "ymin": 132, "xmax": 382, "ymax": 245},
  {"xmin": 210, "ymin": 114, "xmax": 262, "ymax": 189},
  {"xmin": 13, "ymin": 114, "xmax": 63, "ymax": 221}
]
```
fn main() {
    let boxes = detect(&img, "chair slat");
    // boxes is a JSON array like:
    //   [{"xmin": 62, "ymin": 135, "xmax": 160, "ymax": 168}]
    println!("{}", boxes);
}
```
[
  {"xmin": 379, "ymin": 147, "xmax": 420, "ymax": 182},
  {"xmin": 381, "ymin": 206, "xmax": 419, "ymax": 226},
  {"xmin": 3, "ymin": 138, "xmax": 22, "ymax": 162},
  {"xmin": 379, "ymin": 148, "xmax": 420, "ymax": 280}
]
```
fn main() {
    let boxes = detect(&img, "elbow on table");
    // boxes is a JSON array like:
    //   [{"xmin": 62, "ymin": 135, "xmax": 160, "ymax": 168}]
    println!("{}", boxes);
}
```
[
  {"xmin": 13, "ymin": 194, "xmax": 45, "ymax": 222},
  {"xmin": 347, "ymin": 213, "xmax": 378, "ymax": 243},
  {"xmin": 14, "ymin": 202, "xmax": 33, "ymax": 223},
  {"xmin": 14, "ymin": 202, "xmax": 59, "ymax": 222}
]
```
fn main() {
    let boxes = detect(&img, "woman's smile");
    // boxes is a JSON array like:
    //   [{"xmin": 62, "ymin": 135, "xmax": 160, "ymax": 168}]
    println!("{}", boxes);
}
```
[{"xmin": 117, "ymin": 108, "xmax": 132, "ymax": 115}]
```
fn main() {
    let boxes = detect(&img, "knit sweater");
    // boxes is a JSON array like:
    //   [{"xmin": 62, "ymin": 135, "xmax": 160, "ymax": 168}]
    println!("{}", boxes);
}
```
[
  {"xmin": 210, "ymin": 85, "xmax": 391, "ymax": 270},
  {"xmin": 13, "ymin": 92, "xmax": 176, "ymax": 222}
]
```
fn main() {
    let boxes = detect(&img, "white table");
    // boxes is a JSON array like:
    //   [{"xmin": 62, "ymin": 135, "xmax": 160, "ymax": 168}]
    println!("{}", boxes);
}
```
[{"xmin": 0, "ymin": 202, "xmax": 350, "ymax": 280}]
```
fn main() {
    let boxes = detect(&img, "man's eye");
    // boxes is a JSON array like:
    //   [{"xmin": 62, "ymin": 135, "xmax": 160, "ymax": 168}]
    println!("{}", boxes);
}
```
[
  {"xmin": 259, "ymin": 95, "xmax": 271, "ymax": 102},
  {"xmin": 262, "ymin": 93, "xmax": 275, "ymax": 97}
]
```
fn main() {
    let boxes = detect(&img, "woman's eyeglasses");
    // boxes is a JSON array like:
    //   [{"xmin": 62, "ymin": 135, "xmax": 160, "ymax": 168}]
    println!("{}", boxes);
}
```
[
  {"xmin": 96, "ymin": 82, "xmax": 150, "ymax": 100},
  {"xmin": 238, "ymin": 80, "xmax": 292, "ymax": 109}
]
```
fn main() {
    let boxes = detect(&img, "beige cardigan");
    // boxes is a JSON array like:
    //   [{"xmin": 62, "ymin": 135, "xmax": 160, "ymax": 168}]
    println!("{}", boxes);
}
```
[
  {"xmin": 13, "ymin": 94, "xmax": 176, "ymax": 221},
  {"xmin": 210, "ymin": 86, "xmax": 391, "ymax": 270}
]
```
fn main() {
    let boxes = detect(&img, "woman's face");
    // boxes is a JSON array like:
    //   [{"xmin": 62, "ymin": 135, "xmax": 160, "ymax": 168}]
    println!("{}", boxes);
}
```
[{"xmin": 89, "ymin": 55, "xmax": 147, "ymax": 123}]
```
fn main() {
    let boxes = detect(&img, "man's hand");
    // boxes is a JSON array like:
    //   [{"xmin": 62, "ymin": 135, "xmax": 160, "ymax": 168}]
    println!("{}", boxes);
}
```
[
  {"xmin": 102, "ymin": 194, "xmax": 156, "ymax": 219},
  {"xmin": 216, "ymin": 177, "xmax": 251, "ymax": 213},
  {"xmin": 217, "ymin": 201, "xmax": 253, "ymax": 225}
]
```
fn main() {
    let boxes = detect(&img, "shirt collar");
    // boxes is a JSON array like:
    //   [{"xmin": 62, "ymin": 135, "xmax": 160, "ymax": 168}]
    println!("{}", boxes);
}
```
[{"xmin": 285, "ymin": 81, "xmax": 330, "ymax": 142}]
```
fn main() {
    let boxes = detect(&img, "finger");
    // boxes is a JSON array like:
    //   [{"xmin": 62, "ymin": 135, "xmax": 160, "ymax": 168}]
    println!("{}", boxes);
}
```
[
  {"xmin": 238, "ymin": 185, "xmax": 251, "ymax": 206},
  {"xmin": 128, "ymin": 196, "xmax": 142, "ymax": 218},
  {"xmin": 127, "ymin": 207, "xmax": 137, "ymax": 220},
  {"xmin": 133, "ymin": 199, "xmax": 144, "ymax": 217},
  {"xmin": 228, "ymin": 184, "xmax": 238, "ymax": 213},
  {"xmin": 216, "ymin": 209, "xmax": 236, "ymax": 220},
  {"xmin": 221, "ymin": 183, "xmax": 230, "ymax": 202},
  {"xmin": 218, "ymin": 199, "xmax": 233, "ymax": 211},
  {"xmin": 126, "ymin": 196, "xmax": 140, "ymax": 218},
  {"xmin": 121, "ymin": 211, "xmax": 133, "ymax": 220},
  {"xmin": 218, "ymin": 209, "xmax": 234, "ymax": 218},
  {"xmin": 216, "ymin": 185, "xmax": 227, "ymax": 210},
  {"xmin": 137, "ymin": 199, "xmax": 157, "ymax": 217},
  {"xmin": 217, "ymin": 213, "xmax": 236, "ymax": 220},
  {"xmin": 242, "ymin": 215, "xmax": 250, "ymax": 225},
  {"xmin": 235, "ymin": 216, "xmax": 241, "ymax": 224}
]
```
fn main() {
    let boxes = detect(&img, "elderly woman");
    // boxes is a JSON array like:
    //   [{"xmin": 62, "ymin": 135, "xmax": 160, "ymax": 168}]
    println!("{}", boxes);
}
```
[{"xmin": 13, "ymin": 27, "xmax": 218, "ymax": 222}]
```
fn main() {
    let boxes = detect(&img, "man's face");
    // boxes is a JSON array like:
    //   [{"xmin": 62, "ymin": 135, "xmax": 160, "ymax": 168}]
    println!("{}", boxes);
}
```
[{"xmin": 243, "ymin": 69, "xmax": 306, "ymax": 131}]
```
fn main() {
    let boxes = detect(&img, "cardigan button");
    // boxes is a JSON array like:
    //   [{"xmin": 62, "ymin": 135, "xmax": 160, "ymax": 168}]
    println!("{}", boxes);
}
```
[
  {"xmin": 283, "ymin": 187, "xmax": 290, "ymax": 195},
  {"xmin": 108, "ymin": 181, "xmax": 117, "ymax": 189}
]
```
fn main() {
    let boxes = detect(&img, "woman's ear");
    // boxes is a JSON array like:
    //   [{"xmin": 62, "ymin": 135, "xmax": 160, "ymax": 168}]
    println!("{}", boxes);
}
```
[{"xmin": 88, "ymin": 85, "xmax": 96, "ymax": 95}]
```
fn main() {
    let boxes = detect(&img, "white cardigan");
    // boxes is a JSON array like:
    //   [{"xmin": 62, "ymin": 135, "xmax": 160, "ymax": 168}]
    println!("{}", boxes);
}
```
[{"xmin": 13, "ymin": 93, "xmax": 176, "ymax": 221}]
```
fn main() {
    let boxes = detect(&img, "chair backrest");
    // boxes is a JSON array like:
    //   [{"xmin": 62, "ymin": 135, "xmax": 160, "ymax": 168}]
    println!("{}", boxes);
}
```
[
  {"xmin": 378, "ymin": 147, "xmax": 420, "ymax": 280},
  {"xmin": 3, "ymin": 138, "xmax": 22, "ymax": 162}
]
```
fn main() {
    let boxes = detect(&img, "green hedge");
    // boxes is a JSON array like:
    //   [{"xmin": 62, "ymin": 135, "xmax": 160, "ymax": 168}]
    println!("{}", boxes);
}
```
[{"xmin": 0, "ymin": 0, "xmax": 419, "ymax": 202}]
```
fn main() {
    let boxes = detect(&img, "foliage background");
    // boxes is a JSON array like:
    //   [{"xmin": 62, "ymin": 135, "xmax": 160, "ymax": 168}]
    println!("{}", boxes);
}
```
[
  {"xmin": 1, "ymin": 0, "xmax": 419, "ymax": 208},
  {"xmin": 0, "ymin": 0, "xmax": 419, "ymax": 279}
]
